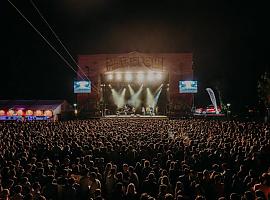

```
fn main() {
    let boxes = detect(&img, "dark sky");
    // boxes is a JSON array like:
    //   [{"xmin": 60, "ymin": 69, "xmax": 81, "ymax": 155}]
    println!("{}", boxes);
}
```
[{"xmin": 1, "ymin": 0, "xmax": 269, "ymax": 110}]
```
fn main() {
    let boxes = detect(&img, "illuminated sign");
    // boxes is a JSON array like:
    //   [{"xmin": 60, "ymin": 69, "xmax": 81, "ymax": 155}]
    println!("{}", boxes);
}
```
[
  {"xmin": 74, "ymin": 81, "xmax": 91, "ymax": 93},
  {"xmin": 179, "ymin": 81, "xmax": 198, "ymax": 93}
]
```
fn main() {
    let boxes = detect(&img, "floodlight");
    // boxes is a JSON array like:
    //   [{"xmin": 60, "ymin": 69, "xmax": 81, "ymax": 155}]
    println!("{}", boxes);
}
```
[
  {"xmin": 115, "ymin": 73, "xmax": 122, "ymax": 81},
  {"xmin": 125, "ymin": 72, "xmax": 132, "ymax": 81},
  {"xmin": 107, "ymin": 73, "xmax": 113, "ymax": 81},
  {"xmin": 137, "ymin": 72, "xmax": 145, "ymax": 82},
  {"xmin": 147, "ymin": 72, "xmax": 155, "ymax": 81}
]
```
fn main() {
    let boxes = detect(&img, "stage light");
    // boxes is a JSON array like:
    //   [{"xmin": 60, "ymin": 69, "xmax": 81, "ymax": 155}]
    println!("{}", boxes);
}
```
[
  {"xmin": 128, "ymin": 84, "xmax": 143, "ymax": 108},
  {"xmin": 137, "ymin": 72, "xmax": 145, "ymax": 82},
  {"xmin": 146, "ymin": 88, "xmax": 154, "ymax": 108},
  {"xmin": 107, "ymin": 73, "xmax": 113, "ymax": 81},
  {"xmin": 147, "ymin": 72, "xmax": 155, "ymax": 82},
  {"xmin": 17, "ymin": 110, "xmax": 23, "ymax": 116},
  {"xmin": 146, "ymin": 85, "xmax": 163, "ymax": 110},
  {"xmin": 156, "ymin": 72, "xmax": 163, "ymax": 80},
  {"xmin": 0, "ymin": 110, "xmax": 5, "ymax": 116},
  {"xmin": 154, "ymin": 87, "xmax": 162, "ymax": 107},
  {"xmin": 128, "ymin": 84, "xmax": 135, "ymax": 96},
  {"xmin": 115, "ymin": 73, "xmax": 122, "ymax": 81},
  {"xmin": 155, "ymin": 84, "xmax": 163, "ymax": 94},
  {"xmin": 125, "ymin": 72, "xmax": 133, "ymax": 82},
  {"xmin": 111, "ymin": 88, "xmax": 126, "ymax": 108}
]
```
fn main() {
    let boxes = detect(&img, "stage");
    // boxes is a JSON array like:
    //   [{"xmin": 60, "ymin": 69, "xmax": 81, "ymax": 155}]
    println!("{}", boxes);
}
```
[
  {"xmin": 193, "ymin": 113, "xmax": 225, "ymax": 117},
  {"xmin": 102, "ymin": 115, "xmax": 168, "ymax": 119}
]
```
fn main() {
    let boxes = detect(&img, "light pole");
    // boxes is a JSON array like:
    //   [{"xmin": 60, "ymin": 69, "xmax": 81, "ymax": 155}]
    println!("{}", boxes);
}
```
[
  {"xmin": 266, "ymin": 107, "xmax": 270, "ymax": 123},
  {"xmin": 227, "ymin": 103, "xmax": 231, "ymax": 117},
  {"xmin": 73, "ymin": 103, "xmax": 78, "ymax": 118},
  {"xmin": 101, "ymin": 84, "xmax": 106, "ymax": 116},
  {"xmin": 85, "ymin": 66, "xmax": 90, "ymax": 111}
]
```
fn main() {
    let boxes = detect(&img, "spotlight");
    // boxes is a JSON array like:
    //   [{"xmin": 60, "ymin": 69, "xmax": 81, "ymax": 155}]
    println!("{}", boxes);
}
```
[
  {"xmin": 111, "ymin": 88, "xmax": 126, "ymax": 108},
  {"xmin": 146, "ymin": 88, "xmax": 154, "ymax": 108},
  {"xmin": 156, "ymin": 72, "xmax": 163, "ymax": 80},
  {"xmin": 125, "ymin": 72, "xmax": 132, "ymax": 82},
  {"xmin": 107, "ymin": 73, "xmax": 113, "ymax": 81},
  {"xmin": 128, "ymin": 84, "xmax": 135, "ymax": 96},
  {"xmin": 155, "ymin": 84, "xmax": 163, "ymax": 94},
  {"xmin": 115, "ymin": 73, "xmax": 122, "ymax": 81},
  {"xmin": 137, "ymin": 72, "xmax": 145, "ymax": 82},
  {"xmin": 147, "ymin": 72, "xmax": 155, "ymax": 81},
  {"xmin": 128, "ymin": 84, "xmax": 143, "ymax": 108}
]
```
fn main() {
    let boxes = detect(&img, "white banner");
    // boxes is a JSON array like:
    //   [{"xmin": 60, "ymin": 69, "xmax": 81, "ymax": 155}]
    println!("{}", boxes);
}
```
[{"xmin": 206, "ymin": 88, "xmax": 219, "ymax": 114}]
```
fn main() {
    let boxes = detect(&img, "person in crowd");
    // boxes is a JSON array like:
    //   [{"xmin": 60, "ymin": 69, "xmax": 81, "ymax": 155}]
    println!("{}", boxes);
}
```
[
  {"xmin": 0, "ymin": 189, "xmax": 10, "ymax": 200},
  {"xmin": 41, "ymin": 175, "xmax": 57, "ymax": 200},
  {"xmin": 62, "ymin": 178, "xmax": 77, "ymax": 200},
  {"xmin": 11, "ymin": 185, "xmax": 23, "ymax": 200},
  {"xmin": 253, "ymin": 173, "xmax": 270, "ymax": 200},
  {"xmin": 141, "ymin": 173, "xmax": 158, "ymax": 198},
  {"xmin": 89, "ymin": 172, "xmax": 101, "ymax": 198},
  {"xmin": 111, "ymin": 182, "xmax": 125, "ymax": 200},
  {"xmin": 125, "ymin": 183, "xmax": 139, "ymax": 200},
  {"xmin": 78, "ymin": 169, "xmax": 90, "ymax": 200},
  {"xmin": 157, "ymin": 184, "xmax": 168, "ymax": 200},
  {"xmin": 128, "ymin": 166, "xmax": 139, "ymax": 191}
]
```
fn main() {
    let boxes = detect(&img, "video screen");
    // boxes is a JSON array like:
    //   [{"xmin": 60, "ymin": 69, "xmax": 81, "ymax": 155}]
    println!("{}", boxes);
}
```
[
  {"xmin": 74, "ymin": 81, "xmax": 91, "ymax": 93},
  {"xmin": 179, "ymin": 81, "xmax": 197, "ymax": 93}
]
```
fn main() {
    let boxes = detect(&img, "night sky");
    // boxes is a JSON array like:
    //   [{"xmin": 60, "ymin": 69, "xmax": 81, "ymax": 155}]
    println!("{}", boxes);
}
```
[{"xmin": 1, "ymin": 0, "xmax": 269, "ymax": 111}]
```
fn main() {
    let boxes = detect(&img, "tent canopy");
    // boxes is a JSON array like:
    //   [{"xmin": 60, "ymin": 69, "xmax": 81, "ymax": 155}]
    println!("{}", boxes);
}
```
[{"xmin": 0, "ymin": 100, "xmax": 67, "ymax": 111}]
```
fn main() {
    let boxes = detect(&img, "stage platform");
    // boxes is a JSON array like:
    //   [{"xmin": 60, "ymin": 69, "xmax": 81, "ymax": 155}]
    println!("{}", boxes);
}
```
[
  {"xmin": 193, "ymin": 113, "xmax": 225, "ymax": 117},
  {"xmin": 102, "ymin": 115, "xmax": 168, "ymax": 119}
]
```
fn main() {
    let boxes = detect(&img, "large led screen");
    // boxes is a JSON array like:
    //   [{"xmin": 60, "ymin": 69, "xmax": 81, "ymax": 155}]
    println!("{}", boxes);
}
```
[
  {"xmin": 179, "ymin": 81, "xmax": 197, "ymax": 93},
  {"xmin": 74, "ymin": 81, "xmax": 91, "ymax": 93}
]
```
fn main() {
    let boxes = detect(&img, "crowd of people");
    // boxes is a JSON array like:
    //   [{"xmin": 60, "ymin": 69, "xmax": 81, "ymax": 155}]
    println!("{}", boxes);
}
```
[{"xmin": 0, "ymin": 119, "xmax": 269, "ymax": 200}]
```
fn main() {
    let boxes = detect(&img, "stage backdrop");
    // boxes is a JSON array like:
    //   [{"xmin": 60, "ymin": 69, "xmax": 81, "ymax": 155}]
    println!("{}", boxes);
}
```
[{"xmin": 77, "ymin": 51, "xmax": 193, "ymax": 116}]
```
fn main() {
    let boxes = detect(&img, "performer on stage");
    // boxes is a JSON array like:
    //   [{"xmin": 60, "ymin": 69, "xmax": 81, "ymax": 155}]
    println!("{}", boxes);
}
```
[
  {"xmin": 149, "ymin": 106, "xmax": 154, "ymax": 116},
  {"xmin": 146, "ymin": 106, "xmax": 150, "ymax": 115},
  {"xmin": 124, "ymin": 104, "xmax": 128, "ymax": 115},
  {"xmin": 142, "ymin": 106, "xmax": 145, "ymax": 115}
]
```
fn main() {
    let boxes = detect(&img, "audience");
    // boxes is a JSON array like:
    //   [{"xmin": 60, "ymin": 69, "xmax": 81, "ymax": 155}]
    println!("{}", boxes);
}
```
[{"xmin": 0, "ymin": 119, "xmax": 269, "ymax": 200}]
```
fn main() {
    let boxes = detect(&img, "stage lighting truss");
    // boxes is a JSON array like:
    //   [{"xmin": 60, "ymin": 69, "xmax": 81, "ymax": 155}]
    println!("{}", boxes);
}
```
[
  {"xmin": 147, "ymin": 72, "xmax": 155, "ymax": 81},
  {"xmin": 105, "ymin": 71, "xmax": 165, "ymax": 83},
  {"xmin": 107, "ymin": 73, "xmax": 113, "ymax": 81}
]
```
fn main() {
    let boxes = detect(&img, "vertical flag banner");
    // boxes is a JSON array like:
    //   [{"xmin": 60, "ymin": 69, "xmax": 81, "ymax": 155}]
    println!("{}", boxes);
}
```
[{"xmin": 206, "ymin": 88, "xmax": 219, "ymax": 114}]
